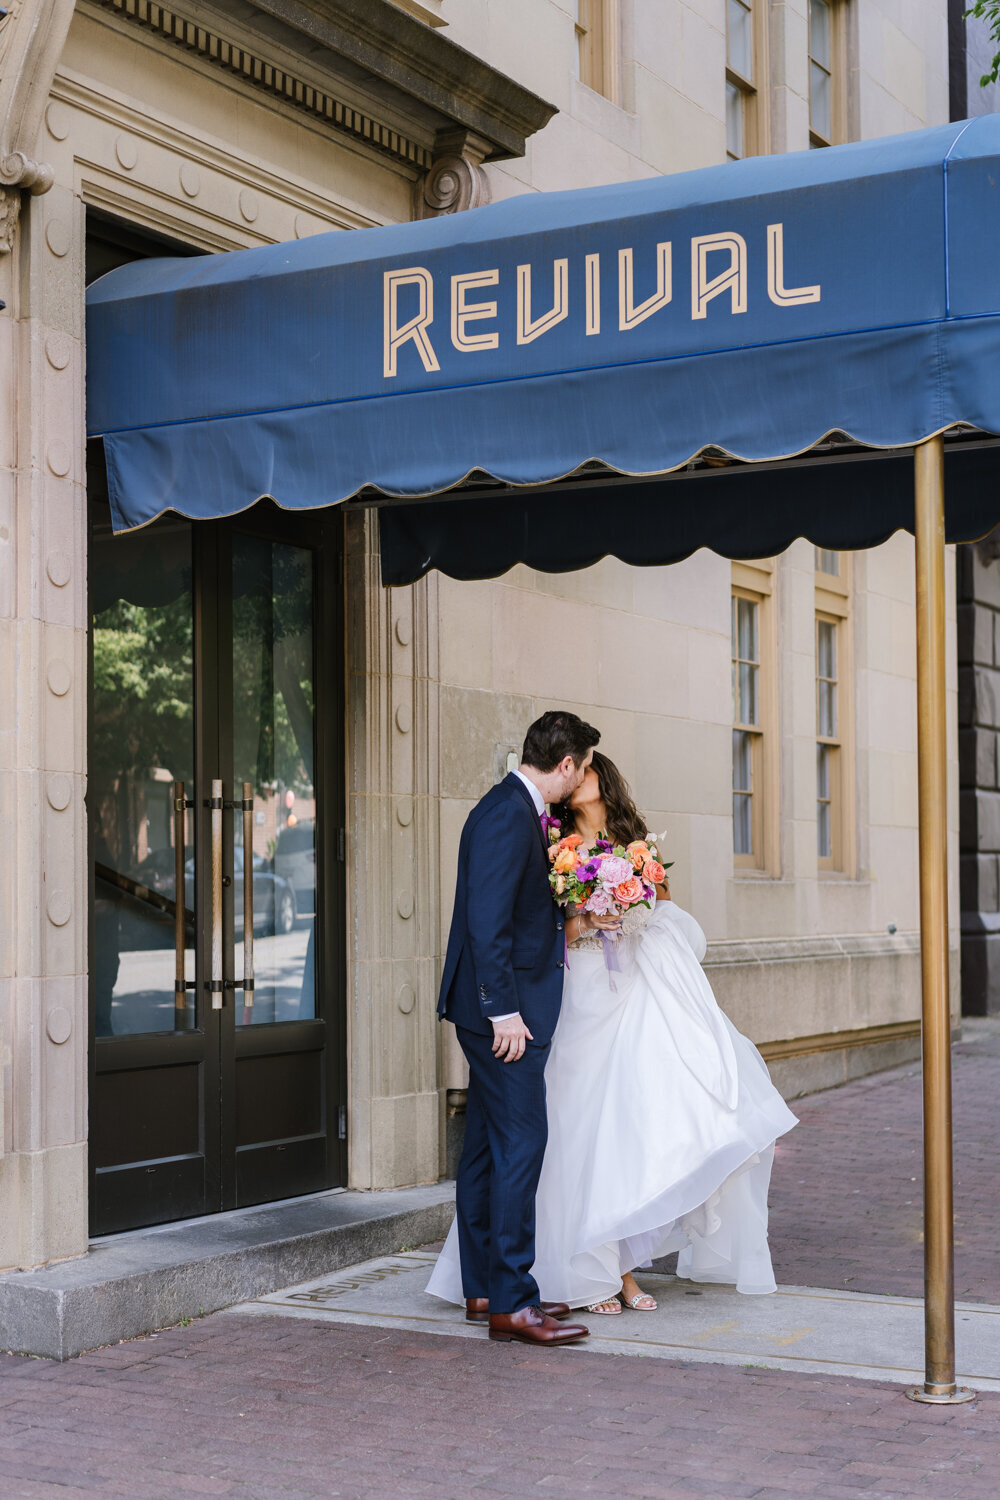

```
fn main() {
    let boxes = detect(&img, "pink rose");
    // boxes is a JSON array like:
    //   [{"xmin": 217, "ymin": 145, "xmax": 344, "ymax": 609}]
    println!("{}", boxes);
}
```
[{"xmin": 614, "ymin": 876, "xmax": 643, "ymax": 905}]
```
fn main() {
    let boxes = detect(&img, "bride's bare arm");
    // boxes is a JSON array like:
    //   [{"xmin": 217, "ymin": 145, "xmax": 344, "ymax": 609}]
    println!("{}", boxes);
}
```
[
  {"xmin": 566, "ymin": 909, "xmax": 620, "ymax": 942},
  {"xmin": 655, "ymin": 878, "xmax": 671, "ymax": 902}
]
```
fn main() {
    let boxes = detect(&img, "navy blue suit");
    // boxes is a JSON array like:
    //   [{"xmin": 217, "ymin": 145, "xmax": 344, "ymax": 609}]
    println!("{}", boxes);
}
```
[{"xmin": 438, "ymin": 773, "xmax": 566, "ymax": 1312}]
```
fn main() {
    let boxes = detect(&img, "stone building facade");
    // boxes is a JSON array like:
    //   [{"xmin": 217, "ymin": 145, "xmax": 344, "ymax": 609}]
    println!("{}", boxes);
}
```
[
  {"xmin": 949, "ymin": 1, "xmax": 1000, "ymax": 1015},
  {"xmin": 0, "ymin": 0, "xmax": 957, "ymax": 1296}
]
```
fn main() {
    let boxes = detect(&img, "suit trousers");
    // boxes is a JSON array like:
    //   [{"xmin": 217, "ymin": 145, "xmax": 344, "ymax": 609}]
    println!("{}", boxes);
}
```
[{"xmin": 454, "ymin": 1024, "xmax": 550, "ymax": 1314}]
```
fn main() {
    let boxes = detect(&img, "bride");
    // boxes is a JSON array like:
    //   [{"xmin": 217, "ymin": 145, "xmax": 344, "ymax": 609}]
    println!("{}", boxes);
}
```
[{"xmin": 428, "ymin": 751, "xmax": 797, "ymax": 1315}]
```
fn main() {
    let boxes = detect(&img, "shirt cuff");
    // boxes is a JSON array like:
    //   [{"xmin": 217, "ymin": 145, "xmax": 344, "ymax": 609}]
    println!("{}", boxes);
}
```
[{"xmin": 489, "ymin": 1012, "xmax": 519, "ymax": 1023}]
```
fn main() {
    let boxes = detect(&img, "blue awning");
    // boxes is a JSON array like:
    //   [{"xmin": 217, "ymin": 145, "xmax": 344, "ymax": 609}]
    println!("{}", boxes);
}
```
[{"xmin": 87, "ymin": 116, "xmax": 1000, "ymax": 573}]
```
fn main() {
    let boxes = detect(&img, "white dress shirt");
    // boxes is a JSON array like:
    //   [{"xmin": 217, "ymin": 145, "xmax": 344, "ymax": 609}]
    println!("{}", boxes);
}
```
[{"xmin": 491, "ymin": 770, "xmax": 547, "ymax": 1023}]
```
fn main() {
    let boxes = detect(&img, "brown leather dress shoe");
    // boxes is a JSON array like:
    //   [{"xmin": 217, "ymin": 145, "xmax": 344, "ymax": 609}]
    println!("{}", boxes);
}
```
[
  {"xmin": 488, "ymin": 1305, "xmax": 589, "ymax": 1346},
  {"xmin": 466, "ymin": 1298, "xmax": 572, "ymax": 1324}
]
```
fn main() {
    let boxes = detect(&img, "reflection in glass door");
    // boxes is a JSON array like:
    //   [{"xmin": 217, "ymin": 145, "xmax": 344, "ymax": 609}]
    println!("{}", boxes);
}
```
[
  {"xmin": 91, "ymin": 521, "xmax": 196, "ymax": 1038},
  {"xmin": 232, "ymin": 536, "xmax": 316, "ymax": 1026}
]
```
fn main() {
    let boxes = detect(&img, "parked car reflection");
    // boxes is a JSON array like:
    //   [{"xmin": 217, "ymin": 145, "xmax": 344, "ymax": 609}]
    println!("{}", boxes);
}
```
[
  {"xmin": 274, "ymin": 819, "xmax": 316, "ymax": 914},
  {"xmin": 184, "ymin": 850, "xmax": 296, "ymax": 935}
]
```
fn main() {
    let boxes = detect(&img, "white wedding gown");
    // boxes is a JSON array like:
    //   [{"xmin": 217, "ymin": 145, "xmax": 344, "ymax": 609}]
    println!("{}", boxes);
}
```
[{"xmin": 427, "ymin": 900, "xmax": 798, "ymax": 1309}]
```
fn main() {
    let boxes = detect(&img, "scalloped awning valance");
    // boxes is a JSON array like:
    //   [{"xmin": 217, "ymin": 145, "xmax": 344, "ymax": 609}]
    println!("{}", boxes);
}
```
[{"xmin": 87, "ymin": 116, "xmax": 1000, "ymax": 579}]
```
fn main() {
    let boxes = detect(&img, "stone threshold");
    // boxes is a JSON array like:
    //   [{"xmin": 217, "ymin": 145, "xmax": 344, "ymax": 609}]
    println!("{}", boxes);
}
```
[{"xmin": 0, "ymin": 1181, "xmax": 455, "ymax": 1361}]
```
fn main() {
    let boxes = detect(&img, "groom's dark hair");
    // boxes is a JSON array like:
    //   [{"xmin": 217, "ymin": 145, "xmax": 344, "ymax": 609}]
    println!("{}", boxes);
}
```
[{"xmin": 521, "ymin": 711, "xmax": 600, "ymax": 772}]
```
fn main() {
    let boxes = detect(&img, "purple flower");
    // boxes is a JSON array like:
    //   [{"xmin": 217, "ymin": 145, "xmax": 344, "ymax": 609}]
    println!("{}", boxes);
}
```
[
  {"xmin": 595, "ymin": 838, "xmax": 613, "ymax": 852},
  {"xmin": 576, "ymin": 859, "xmax": 600, "ymax": 882}
]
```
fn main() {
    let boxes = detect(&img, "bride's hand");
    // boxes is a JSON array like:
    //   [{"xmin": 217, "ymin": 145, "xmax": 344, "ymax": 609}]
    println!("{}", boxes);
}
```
[{"xmin": 588, "ymin": 912, "xmax": 622, "ymax": 932}]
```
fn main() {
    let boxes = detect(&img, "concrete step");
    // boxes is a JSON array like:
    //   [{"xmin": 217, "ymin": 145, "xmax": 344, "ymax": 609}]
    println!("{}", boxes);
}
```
[{"xmin": 0, "ymin": 1182, "xmax": 455, "ymax": 1360}]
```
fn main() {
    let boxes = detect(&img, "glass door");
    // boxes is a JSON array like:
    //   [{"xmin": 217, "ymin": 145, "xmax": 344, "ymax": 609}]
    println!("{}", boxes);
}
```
[{"xmin": 88, "ymin": 497, "xmax": 345, "ymax": 1235}]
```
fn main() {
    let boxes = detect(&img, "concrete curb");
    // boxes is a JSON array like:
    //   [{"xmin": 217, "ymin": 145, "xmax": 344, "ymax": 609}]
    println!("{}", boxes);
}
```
[{"xmin": 0, "ymin": 1182, "xmax": 455, "ymax": 1360}]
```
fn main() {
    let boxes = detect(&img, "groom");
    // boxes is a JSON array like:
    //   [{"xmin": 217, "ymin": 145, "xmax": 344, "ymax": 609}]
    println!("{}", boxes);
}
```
[{"xmin": 438, "ymin": 710, "xmax": 601, "ymax": 1347}]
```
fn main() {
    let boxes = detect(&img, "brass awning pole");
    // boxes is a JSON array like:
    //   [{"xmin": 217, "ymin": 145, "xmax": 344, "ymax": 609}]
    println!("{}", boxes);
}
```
[{"xmin": 905, "ymin": 435, "xmax": 973, "ymax": 1405}]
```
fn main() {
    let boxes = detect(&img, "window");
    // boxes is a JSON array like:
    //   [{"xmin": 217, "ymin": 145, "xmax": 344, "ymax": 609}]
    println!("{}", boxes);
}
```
[
  {"xmin": 726, "ymin": 0, "xmax": 768, "ymax": 160},
  {"xmin": 732, "ymin": 593, "xmax": 760, "ymax": 857},
  {"xmin": 732, "ymin": 560, "xmax": 778, "ymax": 870},
  {"xmin": 809, "ymin": 0, "xmax": 846, "ymax": 147},
  {"xmin": 816, "ymin": 617, "xmax": 838, "ymax": 859},
  {"xmin": 573, "ymin": 0, "xmax": 621, "ymax": 105},
  {"xmin": 814, "ymin": 549, "xmax": 853, "ymax": 870}
]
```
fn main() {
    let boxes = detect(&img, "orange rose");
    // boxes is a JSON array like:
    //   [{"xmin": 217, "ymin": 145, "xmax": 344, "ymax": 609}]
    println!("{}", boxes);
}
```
[
  {"xmin": 553, "ymin": 848, "xmax": 577, "ymax": 874},
  {"xmin": 643, "ymin": 859, "xmax": 666, "ymax": 885},
  {"xmin": 626, "ymin": 840, "xmax": 650, "ymax": 871},
  {"xmin": 562, "ymin": 833, "xmax": 585, "ymax": 850},
  {"xmin": 614, "ymin": 876, "xmax": 643, "ymax": 905}
]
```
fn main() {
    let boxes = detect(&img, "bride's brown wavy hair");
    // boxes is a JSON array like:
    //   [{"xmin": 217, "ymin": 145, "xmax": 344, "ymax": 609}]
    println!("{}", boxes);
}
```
[{"xmin": 554, "ymin": 751, "xmax": 648, "ymax": 850}]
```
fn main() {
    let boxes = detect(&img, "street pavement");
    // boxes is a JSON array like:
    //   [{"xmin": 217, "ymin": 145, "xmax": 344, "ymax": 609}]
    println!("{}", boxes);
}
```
[{"xmin": 3, "ymin": 1021, "xmax": 1000, "ymax": 1498}]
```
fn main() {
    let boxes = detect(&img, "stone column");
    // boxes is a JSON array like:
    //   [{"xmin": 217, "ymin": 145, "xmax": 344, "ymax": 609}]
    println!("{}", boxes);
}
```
[
  {"xmin": 958, "ymin": 536, "xmax": 1000, "ymax": 1015},
  {"xmin": 0, "ymin": 144, "xmax": 88, "ymax": 1263},
  {"xmin": 345, "ymin": 511, "xmax": 442, "ymax": 1187}
]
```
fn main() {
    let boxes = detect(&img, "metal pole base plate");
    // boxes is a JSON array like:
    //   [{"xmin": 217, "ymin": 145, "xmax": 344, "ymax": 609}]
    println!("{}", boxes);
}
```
[{"xmin": 905, "ymin": 1384, "xmax": 977, "ymax": 1405}]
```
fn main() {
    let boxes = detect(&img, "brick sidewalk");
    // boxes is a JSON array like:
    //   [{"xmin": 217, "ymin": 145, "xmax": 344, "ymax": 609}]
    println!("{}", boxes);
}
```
[
  {"xmin": 2, "ymin": 1313, "xmax": 1000, "ymax": 1499},
  {"xmin": 4, "ymin": 1033, "xmax": 1000, "ymax": 1497},
  {"xmin": 764, "ymin": 1029, "xmax": 1000, "ymax": 1305}
]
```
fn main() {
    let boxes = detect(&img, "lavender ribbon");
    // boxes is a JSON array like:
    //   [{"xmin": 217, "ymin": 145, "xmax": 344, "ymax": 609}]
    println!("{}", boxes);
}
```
[{"xmin": 600, "ymin": 928, "xmax": 622, "ymax": 991}]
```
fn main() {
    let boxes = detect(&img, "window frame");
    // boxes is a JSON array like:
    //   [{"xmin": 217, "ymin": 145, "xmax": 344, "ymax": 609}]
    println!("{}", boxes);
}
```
[
  {"xmin": 573, "ymin": 0, "xmax": 622, "ymax": 106},
  {"xmin": 731, "ymin": 559, "xmax": 779, "ymax": 874},
  {"xmin": 726, "ymin": 0, "xmax": 770, "ymax": 161},
  {"xmin": 808, "ymin": 0, "xmax": 848, "ymax": 149}
]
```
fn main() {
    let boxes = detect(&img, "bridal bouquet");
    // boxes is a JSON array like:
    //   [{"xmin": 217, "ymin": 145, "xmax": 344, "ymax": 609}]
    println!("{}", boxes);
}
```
[
  {"xmin": 545, "ymin": 822, "xmax": 672, "ymax": 987},
  {"xmin": 545, "ymin": 823, "xmax": 671, "ymax": 918}
]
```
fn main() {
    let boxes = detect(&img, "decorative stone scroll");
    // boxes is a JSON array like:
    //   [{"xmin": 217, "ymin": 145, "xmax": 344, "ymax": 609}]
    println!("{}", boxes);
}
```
[
  {"xmin": 0, "ymin": 0, "xmax": 76, "ymax": 251},
  {"xmin": 414, "ymin": 128, "xmax": 492, "ymax": 220}
]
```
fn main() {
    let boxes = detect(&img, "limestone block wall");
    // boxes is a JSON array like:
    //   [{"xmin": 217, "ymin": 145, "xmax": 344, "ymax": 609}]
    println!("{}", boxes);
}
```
[
  {"xmin": 957, "ymin": 542, "xmax": 1000, "ymax": 1015},
  {"xmin": 440, "ymin": 0, "xmax": 951, "ymax": 192},
  {"xmin": 0, "ymin": 169, "xmax": 89, "ymax": 1271}
]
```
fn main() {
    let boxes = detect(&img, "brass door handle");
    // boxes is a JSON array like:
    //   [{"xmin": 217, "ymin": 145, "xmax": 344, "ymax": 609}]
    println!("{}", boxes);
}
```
[
  {"xmin": 172, "ymin": 781, "xmax": 195, "ymax": 1018},
  {"xmin": 207, "ymin": 777, "xmax": 223, "ymax": 1008},
  {"xmin": 241, "ymin": 781, "xmax": 254, "ymax": 1008},
  {"xmin": 222, "ymin": 782, "xmax": 256, "ymax": 1006}
]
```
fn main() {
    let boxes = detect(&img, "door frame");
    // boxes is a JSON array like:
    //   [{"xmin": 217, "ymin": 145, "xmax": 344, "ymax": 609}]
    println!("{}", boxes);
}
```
[{"xmin": 86, "ymin": 491, "xmax": 348, "ymax": 1233}]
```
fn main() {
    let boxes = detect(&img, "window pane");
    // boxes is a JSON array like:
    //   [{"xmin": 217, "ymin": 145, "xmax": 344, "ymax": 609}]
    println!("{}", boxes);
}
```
[
  {"xmin": 739, "ymin": 660, "xmax": 759, "ymax": 725},
  {"xmin": 811, "ymin": 60, "xmax": 831, "ymax": 141},
  {"xmin": 733, "ymin": 731, "xmax": 754, "ymax": 856},
  {"xmin": 818, "ymin": 679, "xmax": 836, "ymax": 738},
  {"xmin": 232, "ymin": 536, "xmax": 317, "ymax": 1026},
  {"xmin": 733, "ymin": 728, "xmax": 752, "ymax": 794},
  {"xmin": 734, "ymin": 794, "xmax": 753, "ymax": 855},
  {"xmin": 817, "ymin": 745, "xmax": 831, "ymax": 857},
  {"xmin": 817, "ymin": 618, "xmax": 836, "ymax": 681},
  {"xmin": 726, "ymin": 80, "xmax": 744, "ymax": 159},
  {"xmin": 737, "ymin": 596, "xmax": 758, "ymax": 662},
  {"xmin": 728, "ymin": 0, "xmax": 753, "ymax": 79},
  {"xmin": 810, "ymin": 0, "xmax": 831, "ymax": 68},
  {"xmin": 815, "ymin": 547, "xmax": 839, "ymax": 575},
  {"xmin": 90, "ymin": 520, "xmax": 195, "ymax": 1038}
]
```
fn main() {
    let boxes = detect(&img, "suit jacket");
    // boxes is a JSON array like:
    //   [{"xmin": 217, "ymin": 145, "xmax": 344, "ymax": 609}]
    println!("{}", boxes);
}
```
[{"xmin": 438, "ymin": 773, "xmax": 566, "ymax": 1044}]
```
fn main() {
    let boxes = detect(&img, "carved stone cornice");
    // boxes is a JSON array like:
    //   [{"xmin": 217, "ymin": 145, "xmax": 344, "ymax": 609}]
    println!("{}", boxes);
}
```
[
  {"xmin": 0, "ymin": 0, "xmax": 75, "ymax": 194},
  {"xmin": 414, "ymin": 128, "xmax": 491, "ymax": 219},
  {"xmin": 240, "ymin": 0, "xmax": 556, "ymax": 162}
]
